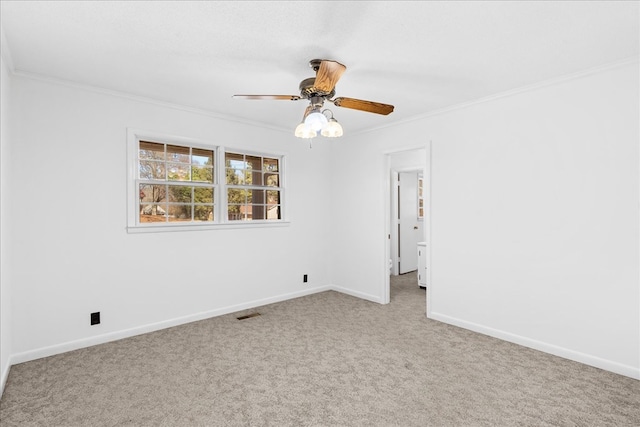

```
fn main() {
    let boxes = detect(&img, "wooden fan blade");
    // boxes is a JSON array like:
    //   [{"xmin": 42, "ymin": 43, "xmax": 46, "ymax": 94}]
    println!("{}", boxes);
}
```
[
  {"xmin": 233, "ymin": 95, "xmax": 301, "ymax": 101},
  {"xmin": 332, "ymin": 97, "xmax": 394, "ymax": 115},
  {"xmin": 313, "ymin": 60, "xmax": 346, "ymax": 94}
]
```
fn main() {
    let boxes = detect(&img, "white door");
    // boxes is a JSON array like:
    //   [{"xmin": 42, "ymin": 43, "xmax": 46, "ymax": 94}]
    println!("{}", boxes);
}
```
[{"xmin": 399, "ymin": 171, "xmax": 422, "ymax": 274}]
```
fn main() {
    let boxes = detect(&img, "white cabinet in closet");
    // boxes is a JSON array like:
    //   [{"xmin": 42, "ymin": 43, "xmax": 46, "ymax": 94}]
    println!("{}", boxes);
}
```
[{"xmin": 417, "ymin": 242, "xmax": 427, "ymax": 289}]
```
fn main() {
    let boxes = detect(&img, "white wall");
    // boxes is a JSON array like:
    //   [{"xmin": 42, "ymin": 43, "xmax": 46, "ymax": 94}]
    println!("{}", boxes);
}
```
[
  {"xmin": 329, "ymin": 135, "xmax": 389, "ymax": 302},
  {"xmin": 331, "ymin": 61, "xmax": 640, "ymax": 378},
  {"xmin": 0, "ymin": 49, "xmax": 14, "ymax": 393},
  {"xmin": 8, "ymin": 75, "xmax": 333, "ymax": 362},
  {"xmin": 390, "ymin": 149, "xmax": 426, "ymax": 171}
]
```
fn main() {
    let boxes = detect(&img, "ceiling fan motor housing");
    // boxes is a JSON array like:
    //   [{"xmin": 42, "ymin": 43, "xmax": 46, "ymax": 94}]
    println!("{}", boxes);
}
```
[
  {"xmin": 299, "ymin": 77, "xmax": 335, "ymax": 100},
  {"xmin": 309, "ymin": 59, "xmax": 323, "ymax": 71}
]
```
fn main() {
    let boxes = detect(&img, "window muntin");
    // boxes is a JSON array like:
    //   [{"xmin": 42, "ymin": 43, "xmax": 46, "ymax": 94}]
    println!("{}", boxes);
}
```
[
  {"xmin": 138, "ymin": 141, "xmax": 215, "ymax": 224},
  {"xmin": 225, "ymin": 152, "xmax": 282, "ymax": 221}
]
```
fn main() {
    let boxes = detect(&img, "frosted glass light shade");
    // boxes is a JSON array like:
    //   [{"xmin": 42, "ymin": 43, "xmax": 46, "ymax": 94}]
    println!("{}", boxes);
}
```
[
  {"xmin": 320, "ymin": 119, "xmax": 343, "ymax": 137},
  {"xmin": 304, "ymin": 111, "xmax": 328, "ymax": 132},
  {"xmin": 294, "ymin": 122, "xmax": 316, "ymax": 139}
]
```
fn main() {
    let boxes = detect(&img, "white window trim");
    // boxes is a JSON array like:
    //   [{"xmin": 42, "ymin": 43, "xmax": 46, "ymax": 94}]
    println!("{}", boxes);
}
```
[{"xmin": 126, "ymin": 128, "xmax": 289, "ymax": 233}]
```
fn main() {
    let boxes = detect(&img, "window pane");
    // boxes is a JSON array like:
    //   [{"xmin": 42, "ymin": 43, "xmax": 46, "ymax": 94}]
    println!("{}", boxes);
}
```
[
  {"xmin": 139, "ymin": 184, "xmax": 166, "ymax": 203},
  {"xmin": 227, "ymin": 205, "xmax": 251, "ymax": 221},
  {"xmin": 246, "ymin": 156, "xmax": 261, "ymax": 170},
  {"xmin": 226, "ymin": 153, "xmax": 245, "ymax": 185},
  {"xmin": 225, "ymin": 152, "xmax": 244, "ymax": 168},
  {"xmin": 265, "ymin": 173, "xmax": 279, "ymax": 187},
  {"xmin": 252, "ymin": 205, "xmax": 265, "ymax": 220},
  {"xmin": 226, "ymin": 168, "xmax": 246, "ymax": 185},
  {"xmin": 228, "ymin": 188, "xmax": 247, "ymax": 204},
  {"xmin": 248, "ymin": 170, "xmax": 262, "ymax": 185},
  {"xmin": 168, "ymin": 205, "xmax": 192, "ymax": 221},
  {"xmin": 167, "ymin": 162, "xmax": 191, "ymax": 181},
  {"xmin": 227, "ymin": 204, "xmax": 240, "ymax": 220},
  {"xmin": 266, "ymin": 190, "xmax": 280, "ymax": 204},
  {"xmin": 251, "ymin": 189, "xmax": 264, "ymax": 204},
  {"xmin": 139, "ymin": 141, "xmax": 165, "ymax": 160},
  {"xmin": 263, "ymin": 158, "xmax": 278, "ymax": 172},
  {"xmin": 140, "ymin": 205, "xmax": 167, "ymax": 222},
  {"xmin": 194, "ymin": 187, "xmax": 214, "ymax": 204},
  {"xmin": 139, "ymin": 184, "xmax": 167, "ymax": 222},
  {"xmin": 266, "ymin": 205, "xmax": 281, "ymax": 220},
  {"xmin": 194, "ymin": 205, "xmax": 214, "ymax": 222},
  {"xmin": 167, "ymin": 145, "xmax": 190, "ymax": 163},
  {"xmin": 244, "ymin": 156, "xmax": 261, "ymax": 185},
  {"xmin": 192, "ymin": 148, "xmax": 213, "ymax": 166},
  {"xmin": 139, "ymin": 160, "xmax": 165, "ymax": 180},
  {"xmin": 192, "ymin": 166, "xmax": 213, "ymax": 183},
  {"xmin": 168, "ymin": 185, "xmax": 192, "ymax": 203}
]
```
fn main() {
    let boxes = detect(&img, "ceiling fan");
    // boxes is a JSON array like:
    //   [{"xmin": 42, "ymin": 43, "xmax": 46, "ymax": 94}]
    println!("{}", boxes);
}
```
[{"xmin": 233, "ymin": 59, "xmax": 394, "ymax": 138}]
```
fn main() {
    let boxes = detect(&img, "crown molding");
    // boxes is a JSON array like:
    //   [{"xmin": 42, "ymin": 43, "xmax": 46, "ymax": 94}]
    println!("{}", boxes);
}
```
[
  {"xmin": 352, "ymin": 55, "xmax": 640, "ymax": 137},
  {"xmin": 11, "ymin": 68, "xmax": 292, "ymax": 135}
]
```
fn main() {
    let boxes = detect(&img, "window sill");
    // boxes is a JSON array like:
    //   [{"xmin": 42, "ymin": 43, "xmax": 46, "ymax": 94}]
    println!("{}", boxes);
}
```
[{"xmin": 126, "ymin": 221, "xmax": 291, "ymax": 234}]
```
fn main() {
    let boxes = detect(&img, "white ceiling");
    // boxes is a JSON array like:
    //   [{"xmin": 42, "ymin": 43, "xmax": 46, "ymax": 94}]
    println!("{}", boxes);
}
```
[{"xmin": 1, "ymin": 1, "xmax": 638, "ymax": 135}]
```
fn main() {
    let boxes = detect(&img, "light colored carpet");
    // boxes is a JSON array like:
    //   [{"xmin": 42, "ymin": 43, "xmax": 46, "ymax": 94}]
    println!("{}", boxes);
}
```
[{"xmin": 1, "ymin": 272, "xmax": 639, "ymax": 426}]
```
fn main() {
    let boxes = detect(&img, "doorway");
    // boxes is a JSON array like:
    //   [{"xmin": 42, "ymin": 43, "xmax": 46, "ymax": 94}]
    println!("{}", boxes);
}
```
[
  {"xmin": 392, "ymin": 170, "xmax": 423, "ymax": 275},
  {"xmin": 383, "ymin": 145, "xmax": 430, "ymax": 309}
]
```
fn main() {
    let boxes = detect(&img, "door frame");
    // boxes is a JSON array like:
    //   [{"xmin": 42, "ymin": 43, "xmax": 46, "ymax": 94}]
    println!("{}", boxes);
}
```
[{"xmin": 383, "ymin": 143, "xmax": 431, "ymax": 315}]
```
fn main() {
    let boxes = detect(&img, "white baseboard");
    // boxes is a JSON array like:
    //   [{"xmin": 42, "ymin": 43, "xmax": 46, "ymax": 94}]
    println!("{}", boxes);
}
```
[
  {"xmin": 0, "ymin": 356, "xmax": 11, "ymax": 397},
  {"xmin": 330, "ymin": 284, "xmax": 383, "ymax": 304},
  {"xmin": 10, "ymin": 285, "xmax": 333, "ymax": 367},
  {"xmin": 430, "ymin": 311, "xmax": 640, "ymax": 380}
]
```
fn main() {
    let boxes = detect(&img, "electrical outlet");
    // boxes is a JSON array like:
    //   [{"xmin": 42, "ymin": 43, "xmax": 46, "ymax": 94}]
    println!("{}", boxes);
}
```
[
  {"xmin": 303, "ymin": 274, "xmax": 308, "ymax": 283},
  {"xmin": 90, "ymin": 312, "xmax": 100, "ymax": 325}
]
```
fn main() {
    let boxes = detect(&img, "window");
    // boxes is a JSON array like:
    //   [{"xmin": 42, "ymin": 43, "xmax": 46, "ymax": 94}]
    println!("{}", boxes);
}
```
[
  {"xmin": 225, "ymin": 152, "xmax": 282, "ymax": 221},
  {"xmin": 127, "ymin": 129, "xmax": 286, "ymax": 232},
  {"xmin": 138, "ymin": 141, "xmax": 215, "ymax": 224}
]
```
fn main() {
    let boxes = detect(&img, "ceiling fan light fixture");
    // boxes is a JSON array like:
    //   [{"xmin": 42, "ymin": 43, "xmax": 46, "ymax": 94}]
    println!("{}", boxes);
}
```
[
  {"xmin": 321, "ymin": 118, "xmax": 343, "ymax": 138},
  {"xmin": 295, "ymin": 107, "xmax": 343, "ymax": 139},
  {"xmin": 294, "ymin": 122, "xmax": 317, "ymax": 139},
  {"xmin": 304, "ymin": 109, "xmax": 328, "ymax": 132}
]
